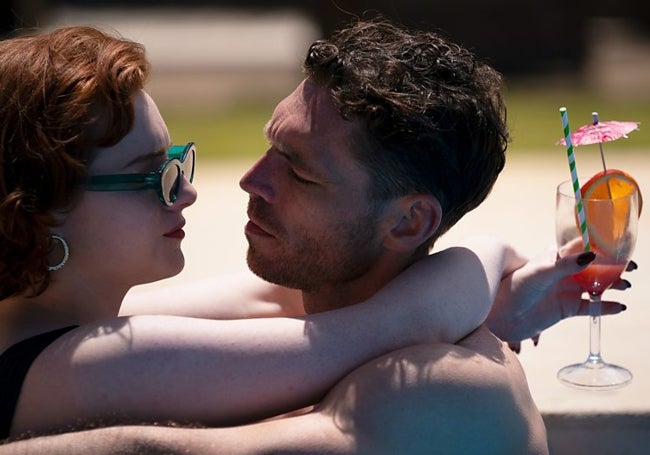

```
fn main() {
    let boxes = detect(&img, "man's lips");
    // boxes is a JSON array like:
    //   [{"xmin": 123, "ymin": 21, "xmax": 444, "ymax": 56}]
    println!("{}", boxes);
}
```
[{"xmin": 245, "ymin": 218, "xmax": 274, "ymax": 238}]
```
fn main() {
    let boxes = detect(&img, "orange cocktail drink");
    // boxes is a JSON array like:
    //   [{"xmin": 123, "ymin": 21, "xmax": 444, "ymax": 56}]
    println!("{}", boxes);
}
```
[
  {"xmin": 555, "ymin": 169, "xmax": 642, "ymax": 389},
  {"xmin": 572, "ymin": 263, "xmax": 626, "ymax": 297},
  {"xmin": 570, "ymin": 169, "xmax": 642, "ymax": 296}
]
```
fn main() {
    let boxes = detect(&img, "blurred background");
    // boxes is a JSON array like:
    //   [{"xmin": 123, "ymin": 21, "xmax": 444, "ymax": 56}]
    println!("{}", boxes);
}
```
[
  {"xmin": 5, "ymin": 7, "xmax": 650, "ymax": 452},
  {"xmin": 2, "ymin": 0, "xmax": 649, "ymax": 158}
]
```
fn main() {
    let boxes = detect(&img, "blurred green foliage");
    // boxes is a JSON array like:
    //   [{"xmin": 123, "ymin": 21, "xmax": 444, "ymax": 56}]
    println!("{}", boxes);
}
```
[
  {"xmin": 163, "ymin": 87, "xmax": 648, "ymax": 161},
  {"xmin": 506, "ymin": 85, "xmax": 648, "ymax": 153},
  {"xmin": 164, "ymin": 102, "xmax": 275, "ymax": 161}
]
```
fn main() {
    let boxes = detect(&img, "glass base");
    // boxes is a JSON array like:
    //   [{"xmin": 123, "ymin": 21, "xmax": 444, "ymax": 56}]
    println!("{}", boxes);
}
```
[{"xmin": 558, "ymin": 361, "xmax": 633, "ymax": 390}]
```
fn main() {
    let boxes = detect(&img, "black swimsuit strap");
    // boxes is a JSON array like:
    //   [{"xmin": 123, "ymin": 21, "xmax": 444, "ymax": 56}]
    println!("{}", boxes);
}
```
[{"xmin": 0, "ymin": 326, "xmax": 77, "ymax": 439}]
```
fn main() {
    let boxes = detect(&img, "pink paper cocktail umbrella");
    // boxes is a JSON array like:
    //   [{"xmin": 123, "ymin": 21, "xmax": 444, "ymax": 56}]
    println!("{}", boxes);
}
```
[{"xmin": 557, "ymin": 112, "xmax": 639, "ymax": 173}]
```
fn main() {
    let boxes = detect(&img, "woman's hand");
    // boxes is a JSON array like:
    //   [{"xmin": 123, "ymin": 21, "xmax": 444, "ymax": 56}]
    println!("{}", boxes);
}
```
[{"xmin": 487, "ymin": 248, "xmax": 635, "ymax": 352}]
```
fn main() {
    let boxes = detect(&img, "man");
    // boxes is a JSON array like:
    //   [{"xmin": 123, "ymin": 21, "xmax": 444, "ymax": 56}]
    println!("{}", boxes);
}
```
[
  {"xmin": 0, "ymin": 18, "xmax": 631, "ymax": 454},
  {"xmin": 229, "ymin": 19, "xmax": 548, "ymax": 452}
]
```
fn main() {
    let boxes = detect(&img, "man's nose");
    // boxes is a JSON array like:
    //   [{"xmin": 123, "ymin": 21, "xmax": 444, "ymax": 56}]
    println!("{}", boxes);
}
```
[{"xmin": 239, "ymin": 150, "xmax": 276, "ymax": 203}]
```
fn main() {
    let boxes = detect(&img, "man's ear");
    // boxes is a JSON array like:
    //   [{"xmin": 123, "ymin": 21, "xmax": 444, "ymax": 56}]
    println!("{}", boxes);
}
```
[{"xmin": 382, "ymin": 194, "xmax": 442, "ymax": 252}]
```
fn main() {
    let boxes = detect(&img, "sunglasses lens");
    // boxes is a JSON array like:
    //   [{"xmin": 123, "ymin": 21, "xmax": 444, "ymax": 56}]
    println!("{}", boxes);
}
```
[
  {"xmin": 182, "ymin": 146, "xmax": 195, "ymax": 182},
  {"xmin": 161, "ymin": 163, "xmax": 181, "ymax": 206}
]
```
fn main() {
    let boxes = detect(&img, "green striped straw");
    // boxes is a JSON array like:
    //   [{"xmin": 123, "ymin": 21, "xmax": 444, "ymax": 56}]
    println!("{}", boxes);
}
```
[{"xmin": 560, "ymin": 107, "xmax": 590, "ymax": 251}]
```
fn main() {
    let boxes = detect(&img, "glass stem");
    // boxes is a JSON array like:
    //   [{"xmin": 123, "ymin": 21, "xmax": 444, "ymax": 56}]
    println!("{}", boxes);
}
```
[{"xmin": 587, "ymin": 294, "xmax": 603, "ymax": 365}]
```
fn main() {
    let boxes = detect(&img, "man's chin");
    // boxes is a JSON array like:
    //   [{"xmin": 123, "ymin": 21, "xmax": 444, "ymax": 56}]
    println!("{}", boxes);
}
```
[
  {"xmin": 246, "ymin": 251, "xmax": 305, "ymax": 290},
  {"xmin": 246, "ymin": 250, "xmax": 279, "ymax": 284}
]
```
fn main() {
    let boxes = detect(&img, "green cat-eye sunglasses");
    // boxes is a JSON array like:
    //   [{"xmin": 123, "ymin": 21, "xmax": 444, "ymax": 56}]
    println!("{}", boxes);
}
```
[{"xmin": 85, "ymin": 142, "xmax": 196, "ymax": 207}]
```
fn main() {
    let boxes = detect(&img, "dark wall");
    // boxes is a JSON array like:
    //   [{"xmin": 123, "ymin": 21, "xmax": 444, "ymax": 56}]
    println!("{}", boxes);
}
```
[{"xmin": 3, "ymin": 0, "xmax": 649, "ymax": 75}]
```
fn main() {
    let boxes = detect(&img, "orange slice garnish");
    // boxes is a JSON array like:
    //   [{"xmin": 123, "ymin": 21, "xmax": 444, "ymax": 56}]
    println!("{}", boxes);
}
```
[
  {"xmin": 582, "ymin": 169, "xmax": 643, "ymax": 213},
  {"xmin": 580, "ymin": 169, "xmax": 642, "ymax": 255}
]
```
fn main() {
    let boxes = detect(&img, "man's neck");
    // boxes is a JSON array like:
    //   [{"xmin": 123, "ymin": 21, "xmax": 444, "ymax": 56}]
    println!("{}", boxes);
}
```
[{"xmin": 301, "ymin": 251, "xmax": 423, "ymax": 314}]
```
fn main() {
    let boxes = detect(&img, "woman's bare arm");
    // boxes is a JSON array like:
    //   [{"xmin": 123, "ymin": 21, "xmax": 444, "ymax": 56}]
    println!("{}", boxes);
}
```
[{"xmin": 15, "ymin": 238, "xmax": 516, "ymax": 436}]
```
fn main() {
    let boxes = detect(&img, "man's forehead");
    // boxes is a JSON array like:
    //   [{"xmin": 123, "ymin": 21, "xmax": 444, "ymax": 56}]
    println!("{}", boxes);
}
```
[
  {"xmin": 264, "ymin": 79, "xmax": 371, "ymax": 185},
  {"xmin": 267, "ymin": 79, "xmax": 354, "ymax": 138}
]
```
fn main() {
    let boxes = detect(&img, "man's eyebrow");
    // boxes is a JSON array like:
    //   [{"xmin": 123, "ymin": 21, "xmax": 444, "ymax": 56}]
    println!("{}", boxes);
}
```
[
  {"xmin": 271, "ymin": 140, "xmax": 315, "ymax": 174},
  {"xmin": 263, "ymin": 122, "xmax": 302, "ymax": 167},
  {"xmin": 263, "ymin": 121, "xmax": 330, "ymax": 180}
]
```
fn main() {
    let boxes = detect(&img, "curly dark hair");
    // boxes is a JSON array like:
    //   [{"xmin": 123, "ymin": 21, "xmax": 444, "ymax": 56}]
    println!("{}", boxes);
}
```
[
  {"xmin": 304, "ymin": 18, "xmax": 509, "ymax": 251},
  {"xmin": 0, "ymin": 26, "xmax": 149, "ymax": 299}
]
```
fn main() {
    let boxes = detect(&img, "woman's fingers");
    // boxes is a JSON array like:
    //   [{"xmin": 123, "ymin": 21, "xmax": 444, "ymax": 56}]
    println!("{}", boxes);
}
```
[{"xmin": 572, "ymin": 299, "xmax": 627, "ymax": 316}]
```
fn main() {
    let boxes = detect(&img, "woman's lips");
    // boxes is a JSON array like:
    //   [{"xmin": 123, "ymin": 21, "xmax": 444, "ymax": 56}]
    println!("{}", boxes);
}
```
[
  {"xmin": 164, "ymin": 228, "xmax": 185, "ymax": 239},
  {"xmin": 164, "ymin": 221, "xmax": 186, "ymax": 239}
]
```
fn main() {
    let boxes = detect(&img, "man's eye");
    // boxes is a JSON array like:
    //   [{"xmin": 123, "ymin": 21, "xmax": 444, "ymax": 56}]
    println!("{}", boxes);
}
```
[{"xmin": 288, "ymin": 167, "xmax": 315, "ymax": 185}]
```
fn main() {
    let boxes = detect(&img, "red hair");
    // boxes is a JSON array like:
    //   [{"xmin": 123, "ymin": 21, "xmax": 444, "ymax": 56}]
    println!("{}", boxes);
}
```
[{"xmin": 0, "ymin": 26, "xmax": 150, "ymax": 298}]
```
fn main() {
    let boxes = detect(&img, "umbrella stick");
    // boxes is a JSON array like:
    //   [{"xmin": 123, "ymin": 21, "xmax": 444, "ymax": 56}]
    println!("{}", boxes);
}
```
[
  {"xmin": 600, "ymin": 143, "xmax": 613, "ymax": 199},
  {"xmin": 597, "ymin": 142, "xmax": 608, "ymax": 172},
  {"xmin": 593, "ymin": 112, "xmax": 613, "ymax": 198}
]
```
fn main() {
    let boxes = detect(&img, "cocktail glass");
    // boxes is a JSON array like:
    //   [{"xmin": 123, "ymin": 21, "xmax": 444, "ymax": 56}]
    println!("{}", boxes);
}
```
[{"xmin": 555, "ymin": 179, "xmax": 639, "ymax": 389}]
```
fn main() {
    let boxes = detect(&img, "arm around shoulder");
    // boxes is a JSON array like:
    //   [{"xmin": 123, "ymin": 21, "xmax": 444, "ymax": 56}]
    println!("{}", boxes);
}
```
[{"xmin": 121, "ymin": 271, "xmax": 304, "ymax": 319}]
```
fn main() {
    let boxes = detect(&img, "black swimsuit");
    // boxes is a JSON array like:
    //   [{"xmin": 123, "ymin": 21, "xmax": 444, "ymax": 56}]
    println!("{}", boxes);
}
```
[{"xmin": 0, "ymin": 326, "xmax": 77, "ymax": 439}]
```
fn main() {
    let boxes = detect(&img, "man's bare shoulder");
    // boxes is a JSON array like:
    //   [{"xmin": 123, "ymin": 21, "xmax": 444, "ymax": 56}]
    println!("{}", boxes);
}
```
[{"xmin": 317, "ymin": 325, "xmax": 549, "ymax": 455}]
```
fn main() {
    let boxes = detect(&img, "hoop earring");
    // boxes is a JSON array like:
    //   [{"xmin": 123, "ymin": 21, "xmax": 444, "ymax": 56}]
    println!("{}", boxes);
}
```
[{"xmin": 48, "ymin": 235, "xmax": 69, "ymax": 272}]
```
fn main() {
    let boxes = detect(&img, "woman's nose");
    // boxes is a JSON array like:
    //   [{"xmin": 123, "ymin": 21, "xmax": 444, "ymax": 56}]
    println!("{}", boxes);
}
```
[{"xmin": 173, "ymin": 175, "xmax": 198, "ymax": 210}]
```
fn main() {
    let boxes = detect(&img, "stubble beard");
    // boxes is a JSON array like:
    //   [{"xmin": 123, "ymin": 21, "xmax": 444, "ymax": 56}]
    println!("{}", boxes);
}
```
[{"xmin": 246, "ymin": 210, "xmax": 383, "ymax": 294}]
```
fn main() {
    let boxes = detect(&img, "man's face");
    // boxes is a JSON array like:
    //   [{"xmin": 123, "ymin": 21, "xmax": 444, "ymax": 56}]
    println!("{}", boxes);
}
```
[{"xmin": 239, "ymin": 79, "xmax": 387, "ymax": 302}]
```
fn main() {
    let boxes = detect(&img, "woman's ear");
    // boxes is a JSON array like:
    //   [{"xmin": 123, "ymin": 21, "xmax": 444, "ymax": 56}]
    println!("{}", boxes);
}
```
[{"xmin": 382, "ymin": 194, "xmax": 442, "ymax": 252}]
